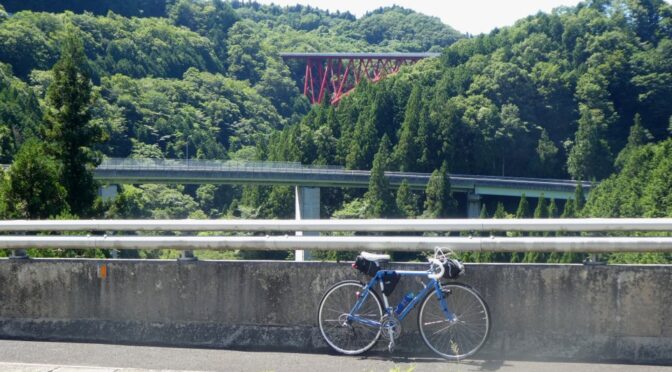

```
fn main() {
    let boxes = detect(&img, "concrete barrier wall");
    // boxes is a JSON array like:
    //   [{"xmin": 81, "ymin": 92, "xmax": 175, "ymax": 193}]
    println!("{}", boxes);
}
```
[{"xmin": 0, "ymin": 259, "xmax": 670, "ymax": 364}]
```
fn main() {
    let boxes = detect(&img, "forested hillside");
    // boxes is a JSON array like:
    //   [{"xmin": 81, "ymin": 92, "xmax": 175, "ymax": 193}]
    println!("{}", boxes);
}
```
[
  {"xmin": 253, "ymin": 1, "xmax": 672, "ymax": 219},
  {"xmin": 0, "ymin": 1, "xmax": 460, "ymax": 162},
  {"xmin": 245, "ymin": 0, "xmax": 672, "ymax": 263},
  {"xmin": 0, "ymin": 0, "xmax": 462, "ymax": 259},
  {"xmin": 0, "ymin": 0, "xmax": 671, "ymax": 263},
  {"xmin": 273, "ymin": 1, "xmax": 672, "ymax": 179}
]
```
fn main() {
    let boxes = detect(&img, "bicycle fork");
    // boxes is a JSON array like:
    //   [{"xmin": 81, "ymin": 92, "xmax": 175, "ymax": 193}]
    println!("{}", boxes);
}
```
[{"xmin": 434, "ymin": 281, "xmax": 457, "ymax": 322}]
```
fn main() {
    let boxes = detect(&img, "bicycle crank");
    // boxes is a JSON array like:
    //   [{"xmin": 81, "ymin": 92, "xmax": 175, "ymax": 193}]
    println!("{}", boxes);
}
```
[{"xmin": 380, "ymin": 314, "xmax": 402, "ymax": 352}]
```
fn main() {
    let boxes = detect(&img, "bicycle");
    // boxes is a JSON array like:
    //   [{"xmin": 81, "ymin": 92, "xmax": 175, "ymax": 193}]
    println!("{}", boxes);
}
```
[{"xmin": 317, "ymin": 247, "xmax": 490, "ymax": 360}]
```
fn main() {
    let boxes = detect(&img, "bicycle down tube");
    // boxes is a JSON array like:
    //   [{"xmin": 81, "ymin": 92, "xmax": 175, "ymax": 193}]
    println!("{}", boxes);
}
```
[{"xmin": 348, "ymin": 270, "xmax": 456, "ymax": 325}]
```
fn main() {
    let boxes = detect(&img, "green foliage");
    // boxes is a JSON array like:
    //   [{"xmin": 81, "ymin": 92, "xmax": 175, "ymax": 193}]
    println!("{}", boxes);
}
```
[
  {"xmin": 479, "ymin": 204, "xmax": 489, "ymax": 219},
  {"xmin": 0, "ymin": 5, "xmax": 7, "ymax": 22},
  {"xmin": 107, "ymin": 184, "xmax": 199, "ymax": 219},
  {"xmin": 1, "ymin": 139, "xmax": 67, "ymax": 218},
  {"xmin": 396, "ymin": 179, "xmax": 419, "ymax": 218},
  {"xmin": 3, "ymin": 1, "xmax": 672, "ymax": 265},
  {"xmin": 548, "ymin": 199, "xmax": 558, "ymax": 218},
  {"xmin": 515, "ymin": 194, "xmax": 531, "ymax": 219},
  {"xmin": 332, "ymin": 198, "xmax": 368, "ymax": 219},
  {"xmin": 0, "ymin": 63, "xmax": 42, "ymax": 161},
  {"xmin": 100, "ymin": 69, "xmax": 282, "ymax": 158},
  {"xmin": 534, "ymin": 194, "xmax": 549, "ymax": 219},
  {"xmin": 43, "ymin": 27, "xmax": 102, "ymax": 216},
  {"xmin": 343, "ymin": 6, "xmax": 461, "ymax": 52},
  {"xmin": 0, "ymin": 11, "xmax": 220, "ymax": 79},
  {"xmin": 567, "ymin": 104, "xmax": 614, "ymax": 180},
  {"xmin": 365, "ymin": 135, "xmax": 395, "ymax": 217},
  {"xmin": 280, "ymin": 0, "xmax": 672, "ymax": 185},
  {"xmin": 584, "ymin": 138, "xmax": 672, "ymax": 219},
  {"xmin": 423, "ymin": 162, "xmax": 456, "ymax": 218},
  {"xmin": 393, "ymin": 85, "xmax": 422, "ymax": 172},
  {"xmin": 494, "ymin": 202, "xmax": 507, "ymax": 219}
]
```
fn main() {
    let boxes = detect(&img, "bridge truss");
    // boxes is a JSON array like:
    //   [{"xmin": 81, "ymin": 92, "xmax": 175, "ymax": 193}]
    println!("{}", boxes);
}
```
[{"xmin": 280, "ymin": 52, "xmax": 439, "ymax": 105}]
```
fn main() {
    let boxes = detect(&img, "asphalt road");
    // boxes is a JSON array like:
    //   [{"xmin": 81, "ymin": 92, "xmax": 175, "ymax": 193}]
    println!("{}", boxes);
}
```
[{"xmin": 0, "ymin": 340, "xmax": 670, "ymax": 372}]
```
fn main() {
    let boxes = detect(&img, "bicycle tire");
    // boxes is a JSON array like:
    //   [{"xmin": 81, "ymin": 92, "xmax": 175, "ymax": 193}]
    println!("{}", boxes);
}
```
[
  {"xmin": 317, "ymin": 280, "xmax": 383, "ymax": 355},
  {"xmin": 417, "ymin": 283, "xmax": 491, "ymax": 360}
]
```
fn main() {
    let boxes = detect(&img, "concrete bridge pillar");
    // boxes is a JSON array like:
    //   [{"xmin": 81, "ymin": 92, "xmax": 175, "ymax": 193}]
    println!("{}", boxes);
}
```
[
  {"xmin": 98, "ymin": 185, "xmax": 118, "ymax": 201},
  {"xmin": 467, "ymin": 192, "xmax": 482, "ymax": 218},
  {"xmin": 294, "ymin": 186, "xmax": 320, "ymax": 261}
]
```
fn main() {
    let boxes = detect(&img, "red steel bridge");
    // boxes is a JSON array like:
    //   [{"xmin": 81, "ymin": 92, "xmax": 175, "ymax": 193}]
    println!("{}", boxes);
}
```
[{"xmin": 280, "ymin": 52, "xmax": 440, "ymax": 105}]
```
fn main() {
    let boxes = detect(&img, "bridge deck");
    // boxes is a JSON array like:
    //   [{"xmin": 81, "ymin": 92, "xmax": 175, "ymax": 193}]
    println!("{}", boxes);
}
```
[{"xmin": 93, "ymin": 158, "xmax": 590, "ymax": 199}]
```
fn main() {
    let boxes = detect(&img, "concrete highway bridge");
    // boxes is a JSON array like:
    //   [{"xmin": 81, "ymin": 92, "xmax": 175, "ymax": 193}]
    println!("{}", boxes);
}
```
[{"xmin": 94, "ymin": 158, "xmax": 592, "ymax": 218}]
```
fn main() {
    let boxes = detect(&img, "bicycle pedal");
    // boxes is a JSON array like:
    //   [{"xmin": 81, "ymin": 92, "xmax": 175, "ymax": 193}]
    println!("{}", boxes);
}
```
[{"xmin": 388, "ymin": 340, "xmax": 395, "ymax": 353}]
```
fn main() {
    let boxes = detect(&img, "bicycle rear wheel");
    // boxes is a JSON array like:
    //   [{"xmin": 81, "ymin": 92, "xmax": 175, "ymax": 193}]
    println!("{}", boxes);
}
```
[
  {"xmin": 418, "ymin": 283, "xmax": 490, "ymax": 360},
  {"xmin": 318, "ymin": 280, "xmax": 383, "ymax": 355}
]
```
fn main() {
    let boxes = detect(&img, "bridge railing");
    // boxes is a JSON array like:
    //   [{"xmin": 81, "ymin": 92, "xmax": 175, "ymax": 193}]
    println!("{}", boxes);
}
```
[
  {"xmin": 1, "ymin": 219, "xmax": 671, "ymax": 253},
  {"xmin": 98, "ymin": 158, "xmax": 349, "ymax": 172},
  {"xmin": 96, "ymin": 158, "xmax": 591, "ymax": 189}
]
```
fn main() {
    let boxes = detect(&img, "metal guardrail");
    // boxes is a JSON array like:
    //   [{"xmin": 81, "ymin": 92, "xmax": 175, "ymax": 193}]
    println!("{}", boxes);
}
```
[
  {"xmin": 0, "ymin": 219, "xmax": 671, "ymax": 253},
  {"xmin": 0, "ymin": 218, "xmax": 671, "ymax": 232},
  {"xmin": 1, "ymin": 236, "xmax": 671, "ymax": 253}
]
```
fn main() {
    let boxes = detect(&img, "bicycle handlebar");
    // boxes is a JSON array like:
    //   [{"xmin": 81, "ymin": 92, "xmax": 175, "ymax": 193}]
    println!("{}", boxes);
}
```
[{"xmin": 427, "ymin": 258, "xmax": 444, "ymax": 280}]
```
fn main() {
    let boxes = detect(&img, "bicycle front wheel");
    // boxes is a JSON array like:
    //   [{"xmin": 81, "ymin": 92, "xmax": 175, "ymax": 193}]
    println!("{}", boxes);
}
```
[
  {"xmin": 418, "ymin": 283, "xmax": 490, "ymax": 360},
  {"xmin": 318, "ymin": 280, "xmax": 383, "ymax": 355}
]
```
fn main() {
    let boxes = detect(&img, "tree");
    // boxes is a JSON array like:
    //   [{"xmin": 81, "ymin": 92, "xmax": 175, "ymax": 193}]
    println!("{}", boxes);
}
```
[
  {"xmin": 491, "ymin": 202, "xmax": 509, "ymax": 262},
  {"xmin": 472, "ymin": 204, "xmax": 493, "ymax": 262},
  {"xmin": 567, "ymin": 105, "xmax": 614, "ymax": 180},
  {"xmin": 511, "ymin": 194, "xmax": 531, "ymax": 262},
  {"xmin": 423, "ymin": 162, "xmax": 456, "ymax": 218},
  {"xmin": 574, "ymin": 183, "xmax": 586, "ymax": 214},
  {"xmin": 616, "ymin": 114, "xmax": 652, "ymax": 167},
  {"xmin": 479, "ymin": 204, "xmax": 489, "ymax": 218},
  {"xmin": 2, "ymin": 140, "xmax": 68, "ymax": 219},
  {"xmin": 524, "ymin": 193, "xmax": 548, "ymax": 262},
  {"xmin": 393, "ymin": 85, "xmax": 421, "ymax": 171},
  {"xmin": 561, "ymin": 198, "xmax": 576, "ymax": 218},
  {"xmin": 534, "ymin": 193, "xmax": 548, "ymax": 219},
  {"xmin": 43, "ymin": 26, "xmax": 102, "ymax": 216},
  {"xmin": 346, "ymin": 111, "xmax": 378, "ymax": 170},
  {"xmin": 395, "ymin": 179, "xmax": 418, "ymax": 218},
  {"xmin": 515, "ymin": 194, "xmax": 531, "ymax": 219},
  {"xmin": 548, "ymin": 198, "xmax": 558, "ymax": 218},
  {"xmin": 536, "ymin": 129, "xmax": 560, "ymax": 176},
  {"xmin": 0, "ymin": 4, "xmax": 7, "ymax": 22},
  {"xmin": 494, "ymin": 202, "xmax": 507, "ymax": 219},
  {"xmin": 226, "ymin": 20, "xmax": 265, "ymax": 83},
  {"xmin": 365, "ymin": 135, "xmax": 394, "ymax": 217}
]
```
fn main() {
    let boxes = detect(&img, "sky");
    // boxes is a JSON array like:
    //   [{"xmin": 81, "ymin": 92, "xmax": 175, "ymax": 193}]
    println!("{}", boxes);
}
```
[{"xmin": 253, "ymin": 0, "xmax": 585, "ymax": 35}]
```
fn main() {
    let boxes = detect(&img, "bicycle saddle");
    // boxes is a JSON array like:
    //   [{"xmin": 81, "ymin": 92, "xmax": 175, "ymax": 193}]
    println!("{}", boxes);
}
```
[{"xmin": 361, "ymin": 251, "xmax": 390, "ymax": 263}]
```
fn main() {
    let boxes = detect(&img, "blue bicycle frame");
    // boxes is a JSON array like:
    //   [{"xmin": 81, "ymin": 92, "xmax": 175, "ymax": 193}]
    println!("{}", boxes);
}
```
[{"xmin": 347, "ymin": 269, "xmax": 456, "ymax": 327}]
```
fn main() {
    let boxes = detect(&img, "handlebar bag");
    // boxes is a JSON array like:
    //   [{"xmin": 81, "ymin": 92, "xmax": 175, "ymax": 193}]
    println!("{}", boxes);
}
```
[{"xmin": 443, "ymin": 258, "xmax": 465, "ymax": 279}]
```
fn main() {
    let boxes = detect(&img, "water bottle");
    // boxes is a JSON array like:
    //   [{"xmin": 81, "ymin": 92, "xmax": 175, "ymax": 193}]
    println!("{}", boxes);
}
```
[{"xmin": 395, "ymin": 292, "xmax": 414, "ymax": 315}]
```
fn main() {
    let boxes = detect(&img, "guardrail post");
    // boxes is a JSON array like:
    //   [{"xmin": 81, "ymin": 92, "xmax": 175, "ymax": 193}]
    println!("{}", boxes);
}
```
[
  {"xmin": 9, "ymin": 249, "xmax": 29, "ymax": 259},
  {"xmin": 178, "ymin": 250, "xmax": 198, "ymax": 261},
  {"xmin": 295, "ymin": 186, "xmax": 320, "ymax": 261}
]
